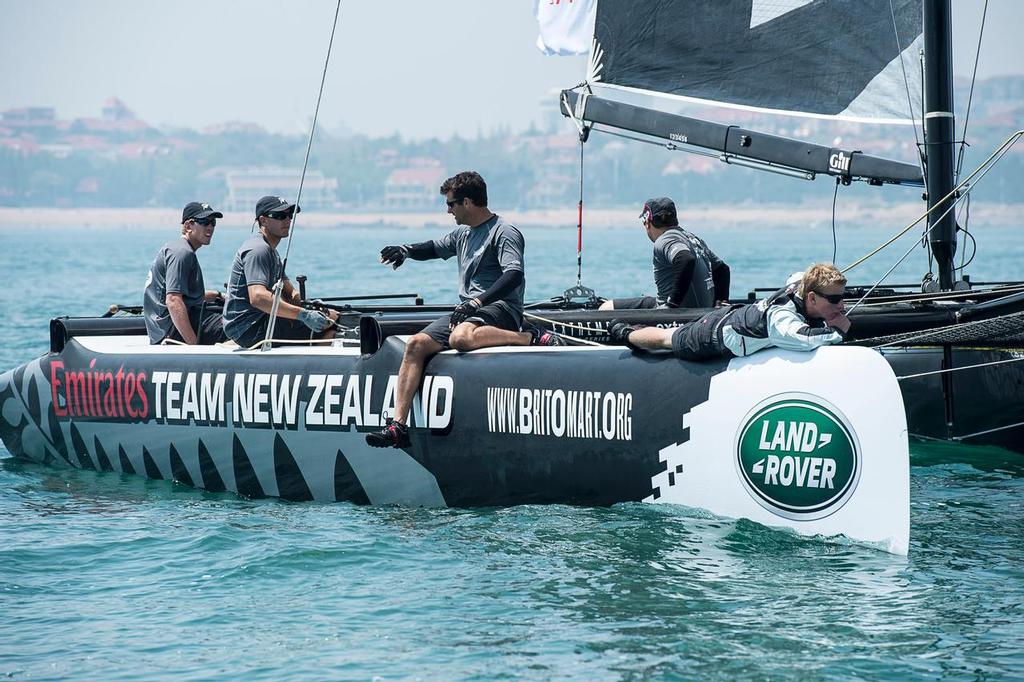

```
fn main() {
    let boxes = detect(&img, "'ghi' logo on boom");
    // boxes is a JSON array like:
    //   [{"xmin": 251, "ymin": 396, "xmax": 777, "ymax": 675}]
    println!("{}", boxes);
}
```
[
  {"xmin": 828, "ymin": 150, "xmax": 851, "ymax": 174},
  {"xmin": 735, "ymin": 394, "xmax": 860, "ymax": 521}
]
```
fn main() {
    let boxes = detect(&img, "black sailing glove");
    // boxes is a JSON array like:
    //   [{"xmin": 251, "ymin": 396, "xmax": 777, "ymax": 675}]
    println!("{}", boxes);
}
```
[
  {"xmin": 449, "ymin": 299, "xmax": 481, "ymax": 327},
  {"xmin": 380, "ymin": 245, "xmax": 408, "ymax": 269}
]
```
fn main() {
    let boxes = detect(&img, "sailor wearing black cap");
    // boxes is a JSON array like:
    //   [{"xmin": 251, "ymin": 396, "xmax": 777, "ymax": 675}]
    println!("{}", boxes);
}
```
[
  {"xmin": 599, "ymin": 197, "xmax": 730, "ymax": 311},
  {"xmin": 222, "ymin": 196, "xmax": 337, "ymax": 347},
  {"xmin": 143, "ymin": 201, "xmax": 229, "ymax": 345}
]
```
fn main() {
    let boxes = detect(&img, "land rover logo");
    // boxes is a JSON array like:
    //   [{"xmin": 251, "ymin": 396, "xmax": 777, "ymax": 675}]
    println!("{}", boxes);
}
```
[{"xmin": 735, "ymin": 394, "xmax": 860, "ymax": 521}]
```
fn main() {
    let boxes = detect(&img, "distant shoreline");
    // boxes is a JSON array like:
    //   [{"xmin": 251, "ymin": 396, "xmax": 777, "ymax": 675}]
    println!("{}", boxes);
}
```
[{"xmin": 0, "ymin": 203, "xmax": 1019, "ymax": 230}]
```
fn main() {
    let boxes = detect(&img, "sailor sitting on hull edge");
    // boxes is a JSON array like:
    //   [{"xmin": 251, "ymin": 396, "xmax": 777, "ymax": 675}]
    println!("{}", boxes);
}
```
[
  {"xmin": 609, "ymin": 263, "xmax": 851, "ymax": 360},
  {"xmin": 366, "ymin": 171, "xmax": 562, "ymax": 450}
]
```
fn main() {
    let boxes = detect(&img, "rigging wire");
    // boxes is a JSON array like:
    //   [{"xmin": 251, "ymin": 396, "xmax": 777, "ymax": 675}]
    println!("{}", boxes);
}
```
[
  {"xmin": 576, "ymin": 127, "xmax": 585, "ymax": 286},
  {"xmin": 851, "ymin": 281, "xmax": 1024, "ymax": 308},
  {"xmin": 920, "ymin": 54, "xmax": 935, "ymax": 276},
  {"xmin": 888, "ymin": 0, "xmax": 927, "ymax": 182},
  {"xmin": 950, "ymin": 420, "xmax": 1024, "ymax": 442},
  {"xmin": 895, "ymin": 356, "xmax": 1024, "ymax": 381},
  {"xmin": 842, "ymin": 130, "xmax": 1023, "ymax": 275},
  {"xmin": 953, "ymin": 1, "xmax": 988, "ymax": 276},
  {"xmin": 843, "ymin": 130, "xmax": 1023, "ymax": 312},
  {"xmin": 523, "ymin": 312, "xmax": 604, "ymax": 346},
  {"xmin": 263, "ymin": 0, "xmax": 343, "ymax": 350},
  {"xmin": 595, "ymin": 126, "xmax": 717, "ymax": 157},
  {"xmin": 561, "ymin": 89, "xmax": 594, "ymax": 294},
  {"xmin": 955, "ymin": 0, "xmax": 988, "ymax": 183},
  {"xmin": 958, "ymin": 195, "xmax": 979, "ymax": 272},
  {"xmin": 830, "ymin": 178, "xmax": 840, "ymax": 263}
]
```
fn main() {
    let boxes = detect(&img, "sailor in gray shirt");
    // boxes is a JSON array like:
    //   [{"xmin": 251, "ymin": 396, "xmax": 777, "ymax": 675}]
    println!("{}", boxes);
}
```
[
  {"xmin": 222, "ymin": 196, "xmax": 336, "ymax": 348},
  {"xmin": 366, "ymin": 171, "xmax": 561, "ymax": 449},
  {"xmin": 143, "ymin": 201, "xmax": 228, "ymax": 344},
  {"xmin": 600, "ymin": 197, "xmax": 730, "ymax": 310}
]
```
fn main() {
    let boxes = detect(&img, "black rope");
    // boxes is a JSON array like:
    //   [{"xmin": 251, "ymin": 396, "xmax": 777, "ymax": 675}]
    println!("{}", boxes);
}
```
[{"xmin": 957, "ymin": 195, "xmax": 978, "ymax": 272}]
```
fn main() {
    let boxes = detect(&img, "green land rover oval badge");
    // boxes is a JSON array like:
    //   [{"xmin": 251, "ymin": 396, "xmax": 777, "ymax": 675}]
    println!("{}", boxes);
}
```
[{"xmin": 735, "ymin": 395, "xmax": 861, "ymax": 521}]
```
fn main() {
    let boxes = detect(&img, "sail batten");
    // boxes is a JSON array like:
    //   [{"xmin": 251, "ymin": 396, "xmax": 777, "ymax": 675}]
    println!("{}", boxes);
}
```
[{"xmin": 592, "ymin": 81, "xmax": 920, "ymax": 127}]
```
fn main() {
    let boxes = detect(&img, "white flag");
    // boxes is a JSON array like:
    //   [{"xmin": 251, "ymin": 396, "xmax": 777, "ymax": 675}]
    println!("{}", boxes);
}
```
[{"xmin": 534, "ymin": 0, "xmax": 596, "ymax": 56}]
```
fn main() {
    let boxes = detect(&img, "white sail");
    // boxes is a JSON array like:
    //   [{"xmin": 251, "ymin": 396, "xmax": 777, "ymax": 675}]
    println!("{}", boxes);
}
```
[{"xmin": 534, "ymin": 0, "xmax": 597, "ymax": 56}]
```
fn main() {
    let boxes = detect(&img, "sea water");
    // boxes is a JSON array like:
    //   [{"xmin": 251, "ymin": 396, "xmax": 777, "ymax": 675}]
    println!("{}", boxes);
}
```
[{"xmin": 1, "ymin": 223, "xmax": 1022, "ymax": 680}]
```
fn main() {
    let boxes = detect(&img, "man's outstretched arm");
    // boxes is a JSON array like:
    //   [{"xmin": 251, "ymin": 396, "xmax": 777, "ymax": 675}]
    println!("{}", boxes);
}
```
[{"xmin": 380, "ymin": 241, "xmax": 438, "ymax": 268}]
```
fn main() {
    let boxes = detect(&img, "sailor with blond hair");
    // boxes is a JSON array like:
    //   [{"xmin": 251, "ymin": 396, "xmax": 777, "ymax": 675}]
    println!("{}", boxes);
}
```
[{"xmin": 609, "ymin": 263, "xmax": 850, "ymax": 360}]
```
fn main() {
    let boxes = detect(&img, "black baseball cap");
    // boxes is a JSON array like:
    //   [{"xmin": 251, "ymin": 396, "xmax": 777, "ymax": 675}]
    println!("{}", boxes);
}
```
[
  {"xmin": 639, "ymin": 197, "xmax": 678, "ymax": 228},
  {"xmin": 182, "ymin": 201, "xmax": 223, "ymax": 223},
  {"xmin": 255, "ymin": 195, "xmax": 301, "ymax": 218}
]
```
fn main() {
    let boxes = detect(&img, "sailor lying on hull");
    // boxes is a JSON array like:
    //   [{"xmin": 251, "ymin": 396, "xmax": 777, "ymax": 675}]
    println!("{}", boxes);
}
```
[
  {"xmin": 610, "ymin": 263, "xmax": 851, "ymax": 359},
  {"xmin": 367, "ymin": 170, "xmax": 562, "ymax": 449},
  {"xmin": 599, "ymin": 196, "xmax": 730, "ymax": 311}
]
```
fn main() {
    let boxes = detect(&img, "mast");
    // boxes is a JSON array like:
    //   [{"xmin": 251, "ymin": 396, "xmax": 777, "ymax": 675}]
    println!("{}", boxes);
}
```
[{"xmin": 923, "ymin": 0, "xmax": 958, "ymax": 290}]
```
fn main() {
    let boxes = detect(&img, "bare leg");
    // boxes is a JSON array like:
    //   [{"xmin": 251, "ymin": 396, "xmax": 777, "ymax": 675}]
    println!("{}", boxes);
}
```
[
  {"xmin": 627, "ymin": 326, "xmax": 675, "ymax": 351},
  {"xmin": 393, "ymin": 333, "xmax": 444, "ymax": 424},
  {"xmin": 449, "ymin": 323, "xmax": 532, "ymax": 352}
]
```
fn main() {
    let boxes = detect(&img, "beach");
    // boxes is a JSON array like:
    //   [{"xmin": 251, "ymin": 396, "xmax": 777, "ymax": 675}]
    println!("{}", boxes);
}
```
[{"xmin": 2, "ymin": 202, "xmax": 1021, "ymax": 231}]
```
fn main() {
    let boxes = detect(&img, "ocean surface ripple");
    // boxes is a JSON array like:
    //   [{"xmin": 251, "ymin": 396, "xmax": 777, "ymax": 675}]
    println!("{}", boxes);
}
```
[{"xmin": 1, "ymin": 225, "xmax": 1022, "ymax": 679}]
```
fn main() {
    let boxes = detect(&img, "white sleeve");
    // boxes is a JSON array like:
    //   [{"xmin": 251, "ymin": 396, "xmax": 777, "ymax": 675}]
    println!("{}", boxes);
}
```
[{"xmin": 767, "ymin": 305, "xmax": 844, "ymax": 352}]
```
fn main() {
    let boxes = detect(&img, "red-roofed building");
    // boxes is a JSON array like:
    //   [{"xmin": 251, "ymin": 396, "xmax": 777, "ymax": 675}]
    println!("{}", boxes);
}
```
[
  {"xmin": 0, "ymin": 137, "xmax": 38, "ymax": 154},
  {"xmin": 1, "ymin": 107, "xmax": 58, "ymax": 137},
  {"xmin": 73, "ymin": 117, "xmax": 154, "ymax": 135},
  {"xmin": 61, "ymin": 135, "xmax": 110, "ymax": 153},
  {"xmin": 102, "ymin": 98, "xmax": 135, "ymax": 121}
]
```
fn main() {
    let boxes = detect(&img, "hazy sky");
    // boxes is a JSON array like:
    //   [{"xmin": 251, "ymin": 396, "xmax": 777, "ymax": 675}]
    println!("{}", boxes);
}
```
[{"xmin": 2, "ymin": 0, "xmax": 1020, "ymax": 139}]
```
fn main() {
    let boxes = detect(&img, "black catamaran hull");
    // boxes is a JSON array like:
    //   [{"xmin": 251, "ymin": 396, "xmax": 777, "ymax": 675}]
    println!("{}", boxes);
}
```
[
  {"xmin": 0, "ymin": 335, "xmax": 910, "ymax": 553},
  {"xmin": 883, "ymin": 347, "xmax": 1024, "ymax": 453}
]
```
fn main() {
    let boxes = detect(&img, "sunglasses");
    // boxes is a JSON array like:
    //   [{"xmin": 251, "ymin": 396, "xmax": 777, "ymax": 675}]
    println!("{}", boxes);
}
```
[
  {"xmin": 265, "ymin": 211, "xmax": 293, "ymax": 220},
  {"xmin": 813, "ymin": 291, "xmax": 845, "ymax": 304},
  {"xmin": 446, "ymin": 198, "xmax": 463, "ymax": 208},
  {"xmin": 192, "ymin": 217, "xmax": 216, "ymax": 227}
]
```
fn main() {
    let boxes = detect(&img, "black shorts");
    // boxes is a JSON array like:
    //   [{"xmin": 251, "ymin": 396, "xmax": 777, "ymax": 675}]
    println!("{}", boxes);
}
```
[
  {"xmin": 420, "ymin": 303, "xmax": 521, "ymax": 349},
  {"xmin": 609, "ymin": 296, "xmax": 658, "ymax": 310},
  {"xmin": 234, "ymin": 316, "xmax": 314, "ymax": 349},
  {"xmin": 164, "ymin": 306, "xmax": 228, "ymax": 345},
  {"xmin": 670, "ymin": 306, "xmax": 734, "ymax": 361}
]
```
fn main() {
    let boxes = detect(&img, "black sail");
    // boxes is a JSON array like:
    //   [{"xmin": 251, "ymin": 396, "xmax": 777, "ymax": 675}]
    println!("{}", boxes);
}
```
[
  {"xmin": 592, "ymin": 0, "xmax": 923, "ymax": 122},
  {"xmin": 561, "ymin": 0, "xmax": 925, "ymax": 185}
]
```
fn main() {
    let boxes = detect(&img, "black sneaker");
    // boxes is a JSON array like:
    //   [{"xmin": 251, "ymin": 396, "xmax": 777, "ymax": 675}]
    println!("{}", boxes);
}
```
[
  {"xmin": 534, "ymin": 329, "xmax": 565, "ymax": 346},
  {"xmin": 366, "ymin": 418, "xmax": 411, "ymax": 448},
  {"xmin": 525, "ymin": 321, "xmax": 565, "ymax": 346},
  {"xmin": 608, "ymin": 320, "xmax": 645, "ymax": 346}
]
